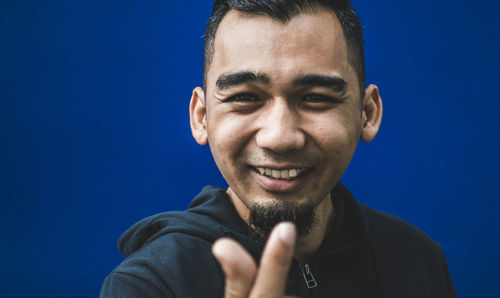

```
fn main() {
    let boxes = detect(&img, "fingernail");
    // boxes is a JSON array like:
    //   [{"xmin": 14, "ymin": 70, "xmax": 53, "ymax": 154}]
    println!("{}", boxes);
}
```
[{"xmin": 277, "ymin": 222, "xmax": 296, "ymax": 246}]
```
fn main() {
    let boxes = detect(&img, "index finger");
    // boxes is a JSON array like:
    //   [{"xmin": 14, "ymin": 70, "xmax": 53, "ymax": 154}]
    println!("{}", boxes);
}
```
[
  {"xmin": 212, "ymin": 238, "xmax": 257, "ymax": 298},
  {"xmin": 249, "ymin": 222, "xmax": 297, "ymax": 298}
]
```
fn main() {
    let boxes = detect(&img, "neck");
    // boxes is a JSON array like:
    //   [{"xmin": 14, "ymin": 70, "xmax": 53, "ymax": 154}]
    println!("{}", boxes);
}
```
[
  {"xmin": 294, "ymin": 193, "xmax": 335, "ymax": 264},
  {"xmin": 226, "ymin": 188, "xmax": 336, "ymax": 264}
]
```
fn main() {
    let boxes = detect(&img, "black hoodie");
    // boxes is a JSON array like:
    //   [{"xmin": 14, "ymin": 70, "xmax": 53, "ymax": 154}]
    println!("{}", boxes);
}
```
[{"xmin": 100, "ymin": 184, "xmax": 456, "ymax": 298}]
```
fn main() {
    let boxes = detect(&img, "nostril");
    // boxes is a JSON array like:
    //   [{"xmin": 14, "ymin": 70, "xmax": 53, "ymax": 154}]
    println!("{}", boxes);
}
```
[
  {"xmin": 255, "ymin": 102, "xmax": 305, "ymax": 152},
  {"xmin": 255, "ymin": 127, "xmax": 306, "ymax": 153}
]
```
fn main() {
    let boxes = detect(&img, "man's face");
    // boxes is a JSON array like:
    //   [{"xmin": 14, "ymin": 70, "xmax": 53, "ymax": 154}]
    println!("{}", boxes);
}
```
[{"xmin": 193, "ymin": 10, "xmax": 366, "ymax": 219}]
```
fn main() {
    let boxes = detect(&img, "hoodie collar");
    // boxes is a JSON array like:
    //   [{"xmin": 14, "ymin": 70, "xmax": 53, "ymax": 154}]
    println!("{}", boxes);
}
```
[
  {"xmin": 189, "ymin": 184, "xmax": 369, "ymax": 256},
  {"xmin": 316, "ymin": 182, "xmax": 369, "ymax": 257},
  {"xmin": 119, "ymin": 184, "xmax": 368, "ymax": 259}
]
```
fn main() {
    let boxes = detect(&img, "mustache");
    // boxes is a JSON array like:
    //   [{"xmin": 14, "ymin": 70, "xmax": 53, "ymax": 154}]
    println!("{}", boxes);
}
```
[{"xmin": 242, "ymin": 151, "xmax": 317, "ymax": 166}]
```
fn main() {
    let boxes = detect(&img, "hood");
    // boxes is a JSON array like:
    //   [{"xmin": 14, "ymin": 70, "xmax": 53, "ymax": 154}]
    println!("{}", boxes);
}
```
[
  {"xmin": 117, "ymin": 183, "xmax": 369, "ymax": 259},
  {"xmin": 118, "ymin": 186, "xmax": 250, "ymax": 257}
]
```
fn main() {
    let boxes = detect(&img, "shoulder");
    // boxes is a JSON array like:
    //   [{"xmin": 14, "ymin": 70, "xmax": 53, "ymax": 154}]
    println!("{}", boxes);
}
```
[
  {"xmin": 333, "ymin": 182, "xmax": 442, "ymax": 254},
  {"xmin": 102, "ymin": 231, "xmax": 224, "ymax": 298},
  {"xmin": 101, "ymin": 186, "xmax": 250, "ymax": 297},
  {"xmin": 356, "ymin": 203, "xmax": 457, "ymax": 297},
  {"xmin": 119, "ymin": 231, "xmax": 221, "ymax": 278},
  {"xmin": 357, "ymin": 202, "xmax": 441, "ymax": 252}
]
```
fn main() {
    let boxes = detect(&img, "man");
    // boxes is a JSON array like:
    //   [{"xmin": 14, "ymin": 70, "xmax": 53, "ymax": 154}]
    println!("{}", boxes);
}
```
[{"xmin": 101, "ymin": 0, "xmax": 456, "ymax": 297}]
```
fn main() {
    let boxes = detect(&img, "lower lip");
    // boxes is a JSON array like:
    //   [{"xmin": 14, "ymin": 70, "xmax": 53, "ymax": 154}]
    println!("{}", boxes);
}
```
[{"xmin": 252, "ymin": 169, "xmax": 307, "ymax": 193}]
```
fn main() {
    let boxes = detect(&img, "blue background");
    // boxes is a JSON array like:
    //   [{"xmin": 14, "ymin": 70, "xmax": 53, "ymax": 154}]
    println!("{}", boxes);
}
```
[{"xmin": 1, "ymin": 0, "xmax": 498, "ymax": 297}]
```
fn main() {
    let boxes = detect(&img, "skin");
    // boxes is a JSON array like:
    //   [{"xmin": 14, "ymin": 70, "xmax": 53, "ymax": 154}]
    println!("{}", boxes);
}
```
[{"xmin": 190, "ymin": 9, "xmax": 382, "ymax": 298}]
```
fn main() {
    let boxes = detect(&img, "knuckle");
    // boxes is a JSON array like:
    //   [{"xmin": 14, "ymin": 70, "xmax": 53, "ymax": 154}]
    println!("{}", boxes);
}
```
[
  {"xmin": 266, "ymin": 247, "xmax": 292, "ymax": 268},
  {"xmin": 225, "ymin": 286, "xmax": 244, "ymax": 298}
]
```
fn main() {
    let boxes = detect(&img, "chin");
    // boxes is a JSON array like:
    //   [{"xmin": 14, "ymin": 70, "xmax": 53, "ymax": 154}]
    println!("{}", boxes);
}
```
[{"xmin": 248, "ymin": 197, "xmax": 318, "ymax": 240}]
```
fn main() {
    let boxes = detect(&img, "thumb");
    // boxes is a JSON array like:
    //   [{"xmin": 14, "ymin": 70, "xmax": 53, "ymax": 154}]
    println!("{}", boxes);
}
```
[{"xmin": 249, "ymin": 222, "xmax": 296, "ymax": 298}]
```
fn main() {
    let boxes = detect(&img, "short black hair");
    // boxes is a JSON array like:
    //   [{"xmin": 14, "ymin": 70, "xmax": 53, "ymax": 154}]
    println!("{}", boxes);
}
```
[{"xmin": 203, "ymin": 0, "xmax": 365, "ymax": 98}]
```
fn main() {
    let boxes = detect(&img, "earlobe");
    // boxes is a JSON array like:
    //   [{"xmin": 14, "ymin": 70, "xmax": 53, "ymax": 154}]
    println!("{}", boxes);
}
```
[
  {"xmin": 360, "ymin": 84, "xmax": 383, "ymax": 143},
  {"xmin": 189, "ymin": 87, "xmax": 208, "ymax": 145}
]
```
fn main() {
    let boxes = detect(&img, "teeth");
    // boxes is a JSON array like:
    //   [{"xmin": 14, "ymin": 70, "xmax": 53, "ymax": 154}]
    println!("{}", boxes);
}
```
[{"xmin": 256, "ymin": 167, "xmax": 304, "ymax": 180}]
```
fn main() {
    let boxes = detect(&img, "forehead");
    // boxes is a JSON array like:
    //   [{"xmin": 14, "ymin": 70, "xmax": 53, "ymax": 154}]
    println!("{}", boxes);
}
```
[{"xmin": 207, "ymin": 9, "xmax": 352, "ymax": 88}]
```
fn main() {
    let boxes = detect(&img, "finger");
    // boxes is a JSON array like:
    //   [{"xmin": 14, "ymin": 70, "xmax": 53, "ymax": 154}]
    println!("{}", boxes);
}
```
[
  {"xmin": 212, "ymin": 238, "xmax": 257, "ymax": 298},
  {"xmin": 250, "ymin": 222, "xmax": 296, "ymax": 298}
]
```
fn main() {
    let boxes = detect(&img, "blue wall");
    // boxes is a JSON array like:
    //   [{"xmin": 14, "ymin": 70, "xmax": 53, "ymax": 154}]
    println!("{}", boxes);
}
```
[{"xmin": 1, "ymin": 0, "xmax": 498, "ymax": 297}]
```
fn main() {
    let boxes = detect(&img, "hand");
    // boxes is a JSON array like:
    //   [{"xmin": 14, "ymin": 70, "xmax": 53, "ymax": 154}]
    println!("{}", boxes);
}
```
[{"xmin": 212, "ymin": 222, "xmax": 297, "ymax": 298}]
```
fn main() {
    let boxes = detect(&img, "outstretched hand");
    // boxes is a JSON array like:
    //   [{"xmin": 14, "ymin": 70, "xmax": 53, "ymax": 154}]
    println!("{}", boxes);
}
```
[{"xmin": 212, "ymin": 222, "xmax": 297, "ymax": 298}]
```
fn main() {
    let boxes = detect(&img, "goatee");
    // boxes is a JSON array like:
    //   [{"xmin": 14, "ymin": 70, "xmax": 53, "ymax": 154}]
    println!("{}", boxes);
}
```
[{"xmin": 248, "ymin": 199, "xmax": 317, "ymax": 242}]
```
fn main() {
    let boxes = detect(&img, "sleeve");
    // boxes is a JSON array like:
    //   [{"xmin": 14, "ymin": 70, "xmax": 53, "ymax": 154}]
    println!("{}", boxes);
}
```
[
  {"xmin": 100, "ymin": 271, "xmax": 175, "ymax": 298},
  {"xmin": 441, "ymin": 255, "xmax": 458, "ymax": 298}
]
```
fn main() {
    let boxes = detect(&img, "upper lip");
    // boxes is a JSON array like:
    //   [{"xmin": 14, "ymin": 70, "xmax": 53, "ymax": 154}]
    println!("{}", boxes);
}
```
[{"xmin": 250, "ymin": 164, "xmax": 309, "ymax": 170}]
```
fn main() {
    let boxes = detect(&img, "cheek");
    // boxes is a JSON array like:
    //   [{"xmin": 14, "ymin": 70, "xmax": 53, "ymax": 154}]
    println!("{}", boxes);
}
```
[
  {"xmin": 207, "ymin": 113, "xmax": 254, "ymax": 160},
  {"xmin": 313, "ymin": 117, "xmax": 360, "ymax": 163}
]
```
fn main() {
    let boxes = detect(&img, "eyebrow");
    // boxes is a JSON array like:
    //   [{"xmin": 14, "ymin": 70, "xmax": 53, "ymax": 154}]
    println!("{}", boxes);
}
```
[
  {"xmin": 292, "ymin": 74, "xmax": 347, "ymax": 94},
  {"xmin": 216, "ymin": 71, "xmax": 271, "ymax": 90}
]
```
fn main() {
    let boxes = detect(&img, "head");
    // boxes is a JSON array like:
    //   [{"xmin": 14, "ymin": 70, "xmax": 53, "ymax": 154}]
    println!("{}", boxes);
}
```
[
  {"xmin": 203, "ymin": 0, "xmax": 366, "ymax": 100},
  {"xmin": 190, "ymin": 0, "xmax": 382, "ymax": 239}
]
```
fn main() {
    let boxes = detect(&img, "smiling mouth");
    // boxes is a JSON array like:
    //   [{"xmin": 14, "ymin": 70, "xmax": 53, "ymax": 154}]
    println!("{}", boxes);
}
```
[{"xmin": 254, "ymin": 167, "xmax": 306, "ymax": 180}]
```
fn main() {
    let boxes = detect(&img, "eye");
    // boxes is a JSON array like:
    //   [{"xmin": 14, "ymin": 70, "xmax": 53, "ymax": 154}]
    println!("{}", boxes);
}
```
[
  {"xmin": 302, "ymin": 94, "xmax": 338, "ymax": 103},
  {"xmin": 300, "ymin": 93, "xmax": 343, "ymax": 110},
  {"xmin": 226, "ymin": 93, "xmax": 261, "ymax": 103}
]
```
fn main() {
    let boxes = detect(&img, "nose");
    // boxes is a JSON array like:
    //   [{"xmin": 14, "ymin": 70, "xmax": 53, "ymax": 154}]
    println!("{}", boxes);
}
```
[{"xmin": 255, "ymin": 100, "xmax": 305, "ymax": 153}]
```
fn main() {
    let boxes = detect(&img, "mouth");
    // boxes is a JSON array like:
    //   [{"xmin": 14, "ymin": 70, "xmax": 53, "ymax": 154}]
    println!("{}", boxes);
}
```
[
  {"xmin": 253, "ymin": 166, "xmax": 306, "ymax": 180},
  {"xmin": 250, "ymin": 165, "xmax": 309, "ymax": 193}
]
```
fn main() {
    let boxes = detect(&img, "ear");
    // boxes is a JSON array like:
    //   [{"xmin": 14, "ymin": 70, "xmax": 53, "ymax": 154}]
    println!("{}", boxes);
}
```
[
  {"xmin": 189, "ymin": 87, "xmax": 208, "ymax": 145},
  {"xmin": 360, "ymin": 84, "xmax": 383, "ymax": 142}
]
